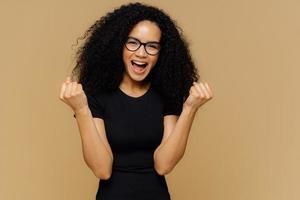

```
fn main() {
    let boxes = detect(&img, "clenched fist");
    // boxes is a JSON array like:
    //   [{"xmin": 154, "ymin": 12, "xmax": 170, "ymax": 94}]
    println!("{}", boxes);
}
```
[
  {"xmin": 183, "ymin": 81, "xmax": 213, "ymax": 110},
  {"xmin": 59, "ymin": 76, "xmax": 89, "ymax": 114}
]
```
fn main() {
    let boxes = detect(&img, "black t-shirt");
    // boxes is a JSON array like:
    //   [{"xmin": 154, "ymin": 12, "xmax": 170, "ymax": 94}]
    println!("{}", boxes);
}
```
[{"xmin": 85, "ymin": 85, "xmax": 182, "ymax": 172}]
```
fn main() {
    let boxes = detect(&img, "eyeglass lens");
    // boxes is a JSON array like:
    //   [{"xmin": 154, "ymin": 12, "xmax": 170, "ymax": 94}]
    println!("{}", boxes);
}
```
[{"xmin": 125, "ymin": 37, "xmax": 160, "ymax": 55}]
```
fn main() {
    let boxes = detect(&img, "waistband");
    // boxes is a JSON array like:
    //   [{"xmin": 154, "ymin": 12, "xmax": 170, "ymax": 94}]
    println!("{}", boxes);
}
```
[{"xmin": 112, "ymin": 165, "xmax": 156, "ymax": 173}]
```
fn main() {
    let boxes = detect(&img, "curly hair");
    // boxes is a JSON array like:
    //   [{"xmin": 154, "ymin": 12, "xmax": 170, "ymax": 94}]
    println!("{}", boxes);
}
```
[{"xmin": 72, "ymin": 2, "xmax": 199, "ymax": 108}]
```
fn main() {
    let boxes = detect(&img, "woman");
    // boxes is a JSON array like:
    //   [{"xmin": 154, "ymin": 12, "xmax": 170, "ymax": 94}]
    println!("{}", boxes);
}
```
[{"xmin": 59, "ymin": 2, "xmax": 213, "ymax": 200}]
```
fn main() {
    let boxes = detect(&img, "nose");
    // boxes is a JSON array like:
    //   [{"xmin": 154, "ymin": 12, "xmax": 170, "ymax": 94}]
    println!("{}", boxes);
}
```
[{"xmin": 135, "ymin": 44, "xmax": 147, "ymax": 57}]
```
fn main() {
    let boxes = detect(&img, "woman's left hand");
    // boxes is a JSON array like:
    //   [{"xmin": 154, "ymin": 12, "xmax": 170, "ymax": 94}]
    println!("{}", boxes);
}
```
[{"xmin": 183, "ymin": 81, "xmax": 214, "ymax": 110}]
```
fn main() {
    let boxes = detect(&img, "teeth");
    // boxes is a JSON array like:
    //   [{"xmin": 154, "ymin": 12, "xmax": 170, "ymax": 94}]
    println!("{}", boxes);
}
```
[{"xmin": 132, "ymin": 60, "xmax": 147, "ymax": 65}]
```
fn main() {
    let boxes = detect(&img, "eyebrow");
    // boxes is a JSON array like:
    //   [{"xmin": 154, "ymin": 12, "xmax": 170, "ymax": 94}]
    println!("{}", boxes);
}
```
[{"xmin": 128, "ymin": 36, "xmax": 160, "ymax": 43}]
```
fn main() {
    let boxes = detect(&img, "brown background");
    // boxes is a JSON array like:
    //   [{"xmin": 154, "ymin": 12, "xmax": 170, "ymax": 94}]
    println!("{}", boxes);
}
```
[{"xmin": 1, "ymin": 0, "xmax": 299, "ymax": 199}]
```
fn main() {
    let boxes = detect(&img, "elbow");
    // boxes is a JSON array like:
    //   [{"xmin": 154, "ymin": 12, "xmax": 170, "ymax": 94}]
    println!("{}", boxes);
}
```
[
  {"xmin": 98, "ymin": 173, "xmax": 112, "ymax": 180},
  {"xmin": 93, "ymin": 167, "xmax": 112, "ymax": 180},
  {"xmin": 154, "ymin": 164, "xmax": 173, "ymax": 176},
  {"xmin": 156, "ymin": 168, "xmax": 170, "ymax": 176},
  {"xmin": 85, "ymin": 156, "xmax": 113, "ymax": 180},
  {"xmin": 154, "ymin": 156, "xmax": 177, "ymax": 176},
  {"xmin": 94, "ymin": 170, "xmax": 112, "ymax": 180}
]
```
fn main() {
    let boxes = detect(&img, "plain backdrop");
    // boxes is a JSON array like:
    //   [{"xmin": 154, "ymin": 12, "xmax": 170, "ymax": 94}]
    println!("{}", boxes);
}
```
[{"xmin": 0, "ymin": 0, "xmax": 299, "ymax": 199}]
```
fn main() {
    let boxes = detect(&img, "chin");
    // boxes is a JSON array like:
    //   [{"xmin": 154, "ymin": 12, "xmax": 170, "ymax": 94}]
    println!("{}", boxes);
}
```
[{"xmin": 128, "ymin": 72, "xmax": 149, "ymax": 82}]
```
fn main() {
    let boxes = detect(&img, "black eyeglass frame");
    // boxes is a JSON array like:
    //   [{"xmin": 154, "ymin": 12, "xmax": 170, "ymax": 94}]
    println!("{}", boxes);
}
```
[{"xmin": 124, "ymin": 36, "xmax": 161, "ymax": 56}]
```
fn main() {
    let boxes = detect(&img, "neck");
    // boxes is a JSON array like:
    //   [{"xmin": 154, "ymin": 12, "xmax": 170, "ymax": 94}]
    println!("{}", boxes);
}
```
[{"xmin": 119, "ymin": 74, "xmax": 151, "ymax": 92}]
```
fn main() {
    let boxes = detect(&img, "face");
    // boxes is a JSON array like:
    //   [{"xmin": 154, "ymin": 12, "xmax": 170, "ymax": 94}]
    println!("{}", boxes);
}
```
[{"xmin": 122, "ymin": 20, "xmax": 161, "ymax": 83}]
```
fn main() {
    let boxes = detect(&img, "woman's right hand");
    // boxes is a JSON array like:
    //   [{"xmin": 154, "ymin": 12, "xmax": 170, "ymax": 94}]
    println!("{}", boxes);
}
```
[{"xmin": 59, "ymin": 76, "xmax": 89, "ymax": 114}]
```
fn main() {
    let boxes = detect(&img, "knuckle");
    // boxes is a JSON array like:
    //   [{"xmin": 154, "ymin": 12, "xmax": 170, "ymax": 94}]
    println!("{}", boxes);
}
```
[
  {"xmin": 77, "ymin": 87, "xmax": 83, "ymax": 92},
  {"xmin": 72, "ymin": 92, "xmax": 79, "ymax": 97},
  {"xmin": 194, "ymin": 94, "xmax": 201, "ymax": 98},
  {"xmin": 73, "ymin": 91, "xmax": 80, "ymax": 96}
]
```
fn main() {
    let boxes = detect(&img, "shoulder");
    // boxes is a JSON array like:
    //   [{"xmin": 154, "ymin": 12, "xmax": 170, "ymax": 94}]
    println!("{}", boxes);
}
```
[{"xmin": 151, "ymin": 86, "xmax": 183, "ymax": 116}]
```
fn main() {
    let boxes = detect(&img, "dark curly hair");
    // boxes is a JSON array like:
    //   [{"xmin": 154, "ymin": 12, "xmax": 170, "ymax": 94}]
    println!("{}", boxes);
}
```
[{"xmin": 72, "ymin": 2, "xmax": 199, "ymax": 108}]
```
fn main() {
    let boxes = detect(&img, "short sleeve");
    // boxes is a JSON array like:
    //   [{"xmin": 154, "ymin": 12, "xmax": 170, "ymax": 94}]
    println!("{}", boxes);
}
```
[
  {"xmin": 163, "ymin": 100, "xmax": 183, "ymax": 116},
  {"xmin": 73, "ymin": 93, "xmax": 105, "ymax": 119},
  {"xmin": 86, "ymin": 93, "xmax": 105, "ymax": 119}
]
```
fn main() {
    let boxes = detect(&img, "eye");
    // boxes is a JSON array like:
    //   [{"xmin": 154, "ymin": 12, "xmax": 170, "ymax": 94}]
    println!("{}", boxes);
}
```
[
  {"xmin": 126, "ymin": 38, "xmax": 140, "ymax": 44},
  {"xmin": 147, "ymin": 43, "xmax": 160, "ymax": 49},
  {"xmin": 127, "ymin": 40, "xmax": 138, "ymax": 45}
]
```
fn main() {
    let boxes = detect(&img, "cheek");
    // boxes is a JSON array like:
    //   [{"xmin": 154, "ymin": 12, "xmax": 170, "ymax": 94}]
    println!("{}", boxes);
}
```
[
  {"xmin": 122, "ymin": 49, "xmax": 131, "ymax": 64},
  {"xmin": 150, "ymin": 56, "xmax": 159, "ymax": 66}
]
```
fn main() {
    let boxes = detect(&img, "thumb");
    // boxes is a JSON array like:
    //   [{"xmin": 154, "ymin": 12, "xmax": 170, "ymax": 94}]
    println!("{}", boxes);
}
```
[{"xmin": 66, "ymin": 76, "xmax": 72, "ymax": 83}]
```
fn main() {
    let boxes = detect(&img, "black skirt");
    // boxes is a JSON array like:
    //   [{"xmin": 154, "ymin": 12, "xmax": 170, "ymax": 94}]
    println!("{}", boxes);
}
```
[{"xmin": 96, "ymin": 167, "xmax": 171, "ymax": 200}]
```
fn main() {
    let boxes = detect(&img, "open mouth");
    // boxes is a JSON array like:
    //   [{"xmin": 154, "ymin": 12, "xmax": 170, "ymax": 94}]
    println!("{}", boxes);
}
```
[
  {"xmin": 131, "ymin": 60, "xmax": 148, "ymax": 73},
  {"xmin": 131, "ymin": 60, "xmax": 148, "ymax": 68}
]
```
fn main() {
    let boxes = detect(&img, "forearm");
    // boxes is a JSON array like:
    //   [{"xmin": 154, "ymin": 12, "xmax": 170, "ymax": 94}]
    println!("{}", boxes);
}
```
[
  {"xmin": 153, "ymin": 106, "xmax": 198, "ymax": 174},
  {"xmin": 75, "ymin": 107, "xmax": 113, "ymax": 179}
]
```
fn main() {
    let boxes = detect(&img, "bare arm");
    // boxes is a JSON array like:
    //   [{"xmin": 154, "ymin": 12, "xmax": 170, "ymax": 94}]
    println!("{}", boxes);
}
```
[
  {"xmin": 74, "ymin": 107, "xmax": 113, "ymax": 180},
  {"xmin": 153, "ymin": 81, "xmax": 213, "ymax": 175},
  {"xmin": 153, "ymin": 106, "xmax": 197, "ymax": 175},
  {"xmin": 59, "ymin": 76, "xmax": 113, "ymax": 180}
]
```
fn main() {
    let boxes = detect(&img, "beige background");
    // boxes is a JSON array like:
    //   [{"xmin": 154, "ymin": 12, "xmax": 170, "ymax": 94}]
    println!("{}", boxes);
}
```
[{"xmin": 1, "ymin": 0, "xmax": 299, "ymax": 199}]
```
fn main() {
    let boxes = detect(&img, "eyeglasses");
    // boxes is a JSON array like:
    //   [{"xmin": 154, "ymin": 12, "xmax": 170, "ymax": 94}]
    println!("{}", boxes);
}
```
[{"xmin": 125, "ymin": 36, "xmax": 161, "ymax": 56}]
